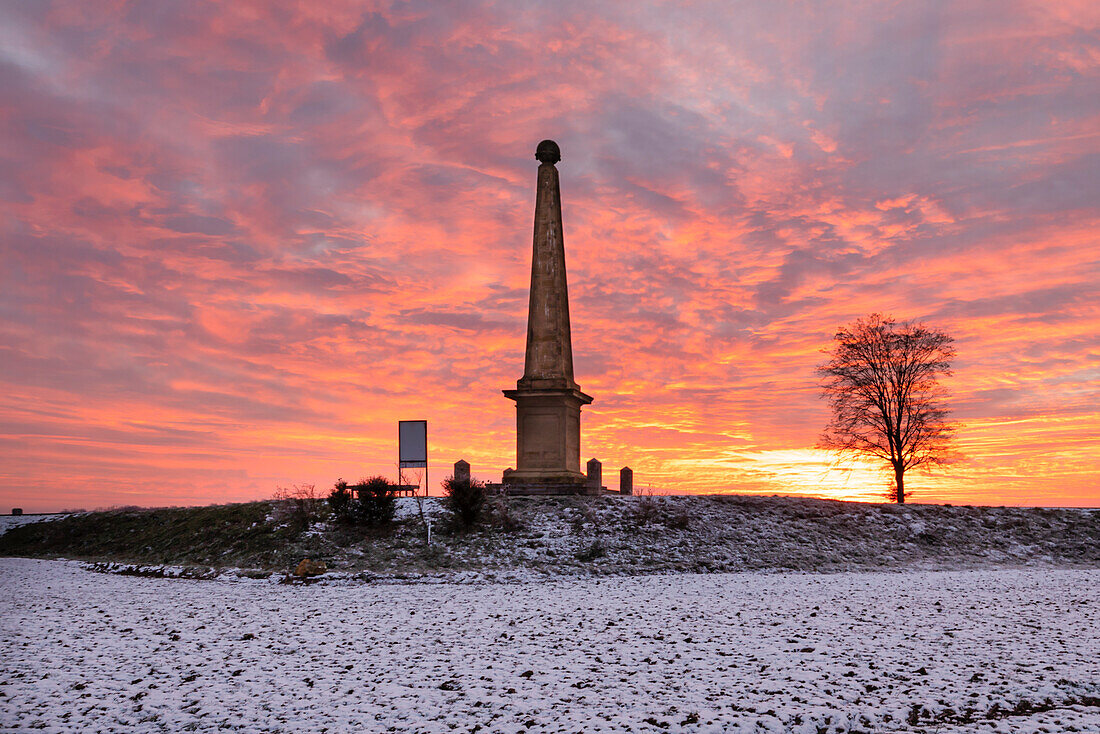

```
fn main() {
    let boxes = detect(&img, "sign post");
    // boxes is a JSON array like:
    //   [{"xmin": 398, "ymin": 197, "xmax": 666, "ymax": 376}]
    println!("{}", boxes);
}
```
[
  {"xmin": 399, "ymin": 420, "xmax": 431, "ymax": 545},
  {"xmin": 398, "ymin": 420, "xmax": 428, "ymax": 495}
]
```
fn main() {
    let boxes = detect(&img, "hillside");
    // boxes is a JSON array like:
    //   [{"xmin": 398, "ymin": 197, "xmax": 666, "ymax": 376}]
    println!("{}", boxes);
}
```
[{"xmin": 1, "ymin": 495, "xmax": 1097, "ymax": 582}]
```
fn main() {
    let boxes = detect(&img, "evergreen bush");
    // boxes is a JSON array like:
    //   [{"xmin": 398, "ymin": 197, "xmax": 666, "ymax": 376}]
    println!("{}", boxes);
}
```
[
  {"xmin": 353, "ymin": 476, "xmax": 397, "ymax": 527},
  {"xmin": 327, "ymin": 479, "xmax": 354, "ymax": 524},
  {"xmin": 443, "ymin": 475, "xmax": 486, "ymax": 529}
]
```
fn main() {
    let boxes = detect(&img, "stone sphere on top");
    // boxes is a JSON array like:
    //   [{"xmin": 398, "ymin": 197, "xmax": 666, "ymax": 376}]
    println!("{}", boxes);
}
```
[{"xmin": 535, "ymin": 140, "xmax": 561, "ymax": 165}]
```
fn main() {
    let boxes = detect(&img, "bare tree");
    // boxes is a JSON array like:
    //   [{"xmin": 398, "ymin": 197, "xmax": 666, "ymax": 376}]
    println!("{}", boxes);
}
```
[{"xmin": 817, "ymin": 314, "xmax": 956, "ymax": 503}]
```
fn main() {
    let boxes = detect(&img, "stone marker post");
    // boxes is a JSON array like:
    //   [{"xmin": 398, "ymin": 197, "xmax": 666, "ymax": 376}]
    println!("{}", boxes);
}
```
[
  {"xmin": 619, "ymin": 467, "xmax": 633, "ymax": 496},
  {"xmin": 454, "ymin": 459, "xmax": 471, "ymax": 484},
  {"xmin": 586, "ymin": 458, "xmax": 602, "ymax": 492}
]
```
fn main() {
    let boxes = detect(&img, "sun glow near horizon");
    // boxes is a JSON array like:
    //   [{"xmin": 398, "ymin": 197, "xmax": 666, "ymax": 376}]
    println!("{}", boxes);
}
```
[{"xmin": 716, "ymin": 450, "xmax": 896, "ymax": 504}]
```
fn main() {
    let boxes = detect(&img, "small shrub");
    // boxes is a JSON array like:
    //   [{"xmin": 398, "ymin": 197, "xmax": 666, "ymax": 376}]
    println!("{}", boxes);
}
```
[
  {"xmin": 485, "ymin": 492, "xmax": 524, "ymax": 532},
  {"xmin": 353, "ymin": 476, "xmax": 397, "ymax": 527},
  {"xmin": 570, "ymin": 503, "xmax": 602, "ymax": 534},
  {"xmin": 327, "ymin": 479, "xmax": 354, "ymax": 524},
  {"xmin": 575, "ymin": 539, "xmax": 607, "ymax": 561},
  {"xmin": 632, "ymin": 495, "xmax": 661, "ymax": 527},
  {"xmin": 443, "ymin": 475, "xmax": 487, "ymax": 529},
  {"xmin": 272, "ymin": 484, "xmax": 322, "ymax": 530}
]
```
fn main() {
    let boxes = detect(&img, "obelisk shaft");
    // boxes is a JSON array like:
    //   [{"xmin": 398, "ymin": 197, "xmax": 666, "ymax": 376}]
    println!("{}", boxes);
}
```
[{"xmin": 520, "ymin": 160, "xmax": 576, "ymax": 390}]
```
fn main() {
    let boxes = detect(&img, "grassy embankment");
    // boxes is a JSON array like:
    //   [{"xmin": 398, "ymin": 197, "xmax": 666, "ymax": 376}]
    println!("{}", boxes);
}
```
[{"xmin": 1, "ymin": 495, "xmax": 1098, "ymax": 579}]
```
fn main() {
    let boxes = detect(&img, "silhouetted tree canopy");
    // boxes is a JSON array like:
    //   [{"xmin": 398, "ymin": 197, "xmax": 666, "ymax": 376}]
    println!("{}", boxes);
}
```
[{"xmin": 817, "ymin": 314, "xmax": 956, "ymax": 503}]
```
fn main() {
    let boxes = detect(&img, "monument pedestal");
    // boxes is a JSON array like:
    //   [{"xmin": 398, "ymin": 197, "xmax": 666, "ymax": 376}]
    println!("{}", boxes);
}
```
[{"xmin": 502, "ymin": 386, "xmax": 593, "ymax": 493}]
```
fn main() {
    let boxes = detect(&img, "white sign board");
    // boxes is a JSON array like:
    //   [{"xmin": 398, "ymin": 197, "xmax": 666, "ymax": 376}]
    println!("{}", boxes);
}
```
[{"xmin": 399, "ymin": 420, "xmax": 427, "ymax": 467}]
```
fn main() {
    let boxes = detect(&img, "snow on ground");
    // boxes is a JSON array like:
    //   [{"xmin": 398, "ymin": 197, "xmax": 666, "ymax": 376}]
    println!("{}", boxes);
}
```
[
  {"xmin": 0, "ymin": 513, "xmax": 68, "ymax": 536},
  {"xmin": 1, "ymin": 559, "xmax": 1097, "ymax": 733},
  {"xmin": 394, "ymin": 496, "xmax": 436, "ymax": 520}
]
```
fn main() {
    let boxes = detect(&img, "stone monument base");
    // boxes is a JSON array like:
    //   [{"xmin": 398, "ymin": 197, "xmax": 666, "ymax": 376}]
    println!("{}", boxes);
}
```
[{"xmin": 493, "ymin": 474, "xmax": 602, "ymax": 496}]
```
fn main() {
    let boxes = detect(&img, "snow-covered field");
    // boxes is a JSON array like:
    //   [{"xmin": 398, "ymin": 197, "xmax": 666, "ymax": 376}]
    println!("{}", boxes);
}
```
[{"xmin": 1, "ymin": 559, "xmax": 1097, "ymax": 733}]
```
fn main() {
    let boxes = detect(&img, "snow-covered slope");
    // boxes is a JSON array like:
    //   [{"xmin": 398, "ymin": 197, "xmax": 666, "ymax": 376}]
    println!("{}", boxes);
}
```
[
  {"xmin": 0, "ymin": 513, "xmax": 68, "ymax": 535},
  {"xmin": 2, "ymin": 496, "xmax": 1097, "ymax": 580}
]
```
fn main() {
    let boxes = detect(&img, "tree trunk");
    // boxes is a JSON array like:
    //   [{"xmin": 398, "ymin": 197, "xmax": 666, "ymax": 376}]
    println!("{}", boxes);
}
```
[{"xmin": 894, "ymin": 465, "xmax": 905, "ymax": 504}]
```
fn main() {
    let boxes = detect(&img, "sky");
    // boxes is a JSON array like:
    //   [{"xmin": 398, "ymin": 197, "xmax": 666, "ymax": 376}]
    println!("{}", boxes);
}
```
[{"xmin": 1, "ymin": 1, "xmax": 1098, "ymax": 512}]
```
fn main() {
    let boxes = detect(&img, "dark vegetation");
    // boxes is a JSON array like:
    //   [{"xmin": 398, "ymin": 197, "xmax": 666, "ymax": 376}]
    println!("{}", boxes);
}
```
[
  {"xmin": 272, "ymin": 484, "xmax": 323, "ymax": 530},
  {"xmin": 0, "ymin": 502, "xmax": 300, "ymax": 569},
  {"xmin": 442, "ymin": 474, "xmax": 487, "ymax": 529},
  {"xmin": 328, "ymin": 477, "xmax": 397, "ymax": 527},
  {"xmin": 2, "ymin": 495, "xmax": 1098, "ymax": 579},
  {"xmin": 327, "ymin": 481, "xmax": 353, "ymax": 521}
]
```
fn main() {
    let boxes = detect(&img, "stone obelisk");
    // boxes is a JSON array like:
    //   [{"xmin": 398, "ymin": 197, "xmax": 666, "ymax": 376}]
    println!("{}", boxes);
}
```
[{"xmin": 502, "ymin": 140, "xmax": 594, "ymax": 493}]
